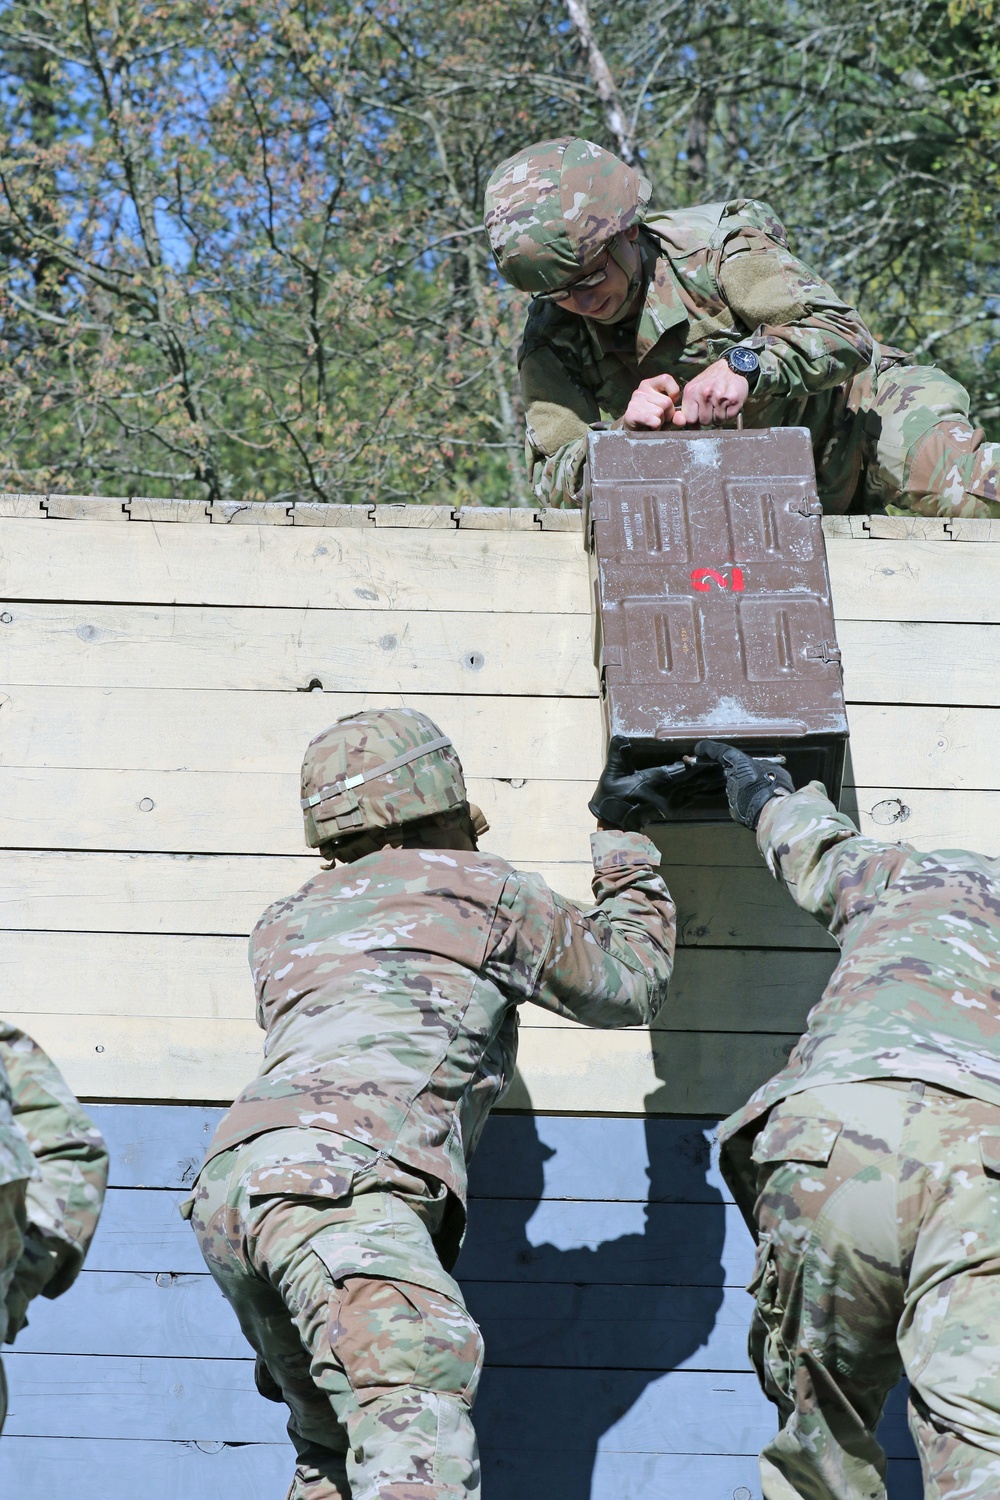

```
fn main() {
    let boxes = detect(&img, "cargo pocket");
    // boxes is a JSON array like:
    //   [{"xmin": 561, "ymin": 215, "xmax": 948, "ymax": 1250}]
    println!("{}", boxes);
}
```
[
  {"xmin": 751, "ymin": 1111, "xmax": 842, "ymax": 1168},
  {"xmin": 979, "ymin": 1132, "xmax": 1000, "ymax": 1177},
  {"xmin": 312, "ymin": 1238, "xmax": 484, "ymax": 1407},
  {"xmin": 246, "ymin": 1162, "xmax": 355, "ymax": 1202}
]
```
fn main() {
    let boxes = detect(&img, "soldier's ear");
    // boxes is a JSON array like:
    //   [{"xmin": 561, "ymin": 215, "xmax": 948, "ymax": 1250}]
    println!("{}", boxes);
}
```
[
  {"xmin": 468, "ymin": 803, "xmax": 490, "ymax": 839},
  {"xmin": 622, "ymin": 225, "xmax": 640, "ymax": 241}
]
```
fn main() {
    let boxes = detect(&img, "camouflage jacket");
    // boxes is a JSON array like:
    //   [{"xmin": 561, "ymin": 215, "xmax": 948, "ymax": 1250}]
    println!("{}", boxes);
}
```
[
  {"xmin": 720, "ymin": 784, "xmax": 1000, "ymax": 1146},
  {"xmin": 204, "ymin": 832, "xmax": 675, "ymax": 1262},
  {"xmin": 521, "ymin": 198, "xmax": 894, "ymax": 513},
  {"xmin": 0, "ymin": 1023, "xmax": 109, "ymax": 1341}
]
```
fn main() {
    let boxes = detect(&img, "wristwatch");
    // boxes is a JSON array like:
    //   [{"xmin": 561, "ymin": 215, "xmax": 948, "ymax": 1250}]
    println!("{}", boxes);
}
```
[{"xmin": 723, "ymin": 345, "xmax": 761, "ymax": 388}]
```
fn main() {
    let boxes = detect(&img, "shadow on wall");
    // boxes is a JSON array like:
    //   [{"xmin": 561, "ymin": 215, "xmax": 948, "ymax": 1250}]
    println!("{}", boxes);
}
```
[{"xmin": 457, "ymin": 1056, "xmax": 729, "ymax": 1499}]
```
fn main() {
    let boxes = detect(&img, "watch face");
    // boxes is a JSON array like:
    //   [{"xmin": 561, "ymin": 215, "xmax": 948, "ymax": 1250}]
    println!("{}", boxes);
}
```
[{"xmin": 727, "ymin": 346, "xmax": 760, "ymax": 374}]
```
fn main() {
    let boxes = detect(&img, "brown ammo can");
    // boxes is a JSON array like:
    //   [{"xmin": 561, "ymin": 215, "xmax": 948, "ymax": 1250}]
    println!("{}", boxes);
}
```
[{"xmin": 586, "ymin": 426, "xmax": 848, "ymax": 820}]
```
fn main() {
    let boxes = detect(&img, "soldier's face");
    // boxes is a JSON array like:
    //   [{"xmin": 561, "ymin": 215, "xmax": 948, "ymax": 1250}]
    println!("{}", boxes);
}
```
[{"xmin": 558, "ymin": 227, "xmax": 640, "ymax": 322}]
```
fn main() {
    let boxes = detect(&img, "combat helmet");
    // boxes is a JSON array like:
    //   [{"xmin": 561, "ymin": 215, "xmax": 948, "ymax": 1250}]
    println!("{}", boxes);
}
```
[
  {"xmin": 484, "ymin": 137, "xmax": 651, "ymax": 296},
  {"xmin": 300, "ymin": 707, "xmax": 469, "ymax": 852}
]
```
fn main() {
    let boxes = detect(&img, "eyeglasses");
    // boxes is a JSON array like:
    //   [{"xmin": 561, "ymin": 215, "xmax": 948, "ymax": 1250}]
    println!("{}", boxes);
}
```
[{"xmin": 532, "ymin": 242, "xmax": 616, "ymax": 304}]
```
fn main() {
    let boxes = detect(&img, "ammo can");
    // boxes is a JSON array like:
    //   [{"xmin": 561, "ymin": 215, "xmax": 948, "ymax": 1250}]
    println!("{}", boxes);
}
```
[{"xmin": 586, "ymin": 426, "xmax": 848, "ymax": 820}]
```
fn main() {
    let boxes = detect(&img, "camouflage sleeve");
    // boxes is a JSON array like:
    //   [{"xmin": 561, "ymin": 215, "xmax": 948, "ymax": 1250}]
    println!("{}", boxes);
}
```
[
  {"xmin": 716, "ymin": 229, "xmax": 874, "ymax": 400},
  {"xmin": 756, "ymin": 782, "xmax": 912, "ymax": 940},
  {"xmin": 0, "ymin": 1024, "xmax": 109, "ymax": 1339},
  {"xmin": 519, "ymin": 340, "xmax": 599, "ymax": 508},
  {"xmin": 490, "ymin": 831, "xmax": 675, "ymax": 1025}
]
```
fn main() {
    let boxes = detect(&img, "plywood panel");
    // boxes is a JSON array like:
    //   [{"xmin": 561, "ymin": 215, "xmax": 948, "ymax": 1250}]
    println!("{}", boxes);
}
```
[
  {"xmin": 827, "ymin": 537, "xmax": 1000, "ymax": 623},
  {"xmin": 18, "ymin": 1270, "xmax": 753, "ymax": 1367},
  {"xmin": 838, "ymin": 620, "xmax": 1000, "ymax": 705},
  {"xmin": 0, "ymin": 773, "xmax": 598, "ymax": 860},
  {"xmin": 84, "ymin": 1187, "xmax": 752, "ymax": 1283},
  {"xmin": 5, "ymin": 687, "xmax": 998, "ymax": 793},
  {"xmin": 14, "ymin": 1008, "xmax": 794, "ymax": 1113},
  {"xmin": 90, "ymin": 1107, "xmax": 731, "ymax": 1202},
  {"xmin": 0, "ymin": 1437, "xmax": 292, "ymax": 1497},
  {"xmin": 0, "ymin": 929, "xmax": 831, "ymax": 1030},
  {"xmin": 0, "ymin": 687, "xmax": 604, "ymax": 779},
  {"xmin": 0, "ymin": 849, "xmax": 831, "ymax": 949},
  {"xmin": 0, "ymin": 603, "xmax": 595, "ymax": 697},
  {"xmin": 0, "ymin": 518, "xmax": 589, "ymax": 612}
]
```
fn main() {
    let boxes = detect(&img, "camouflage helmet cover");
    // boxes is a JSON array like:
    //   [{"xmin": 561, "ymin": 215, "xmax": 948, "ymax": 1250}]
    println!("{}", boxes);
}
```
[
  {"xmin": 300, "ymin": 707, "xmax": 467, "ymax": 849},
  {"xmin": 483, "ymin": 136, "xmax": 652, "ymax": 294}
]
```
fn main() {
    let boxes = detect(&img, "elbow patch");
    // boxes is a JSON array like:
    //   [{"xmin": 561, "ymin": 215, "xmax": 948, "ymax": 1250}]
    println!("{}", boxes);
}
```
[{"xmin": 719, "ymin": 248, "xmax": 807, "ymax": 329}]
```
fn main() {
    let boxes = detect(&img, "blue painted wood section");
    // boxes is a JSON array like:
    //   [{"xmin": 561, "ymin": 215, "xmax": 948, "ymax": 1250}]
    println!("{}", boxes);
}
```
[{"xmin": 0, "ymin": 1106, "xmax": 920, "ymax": 1498}]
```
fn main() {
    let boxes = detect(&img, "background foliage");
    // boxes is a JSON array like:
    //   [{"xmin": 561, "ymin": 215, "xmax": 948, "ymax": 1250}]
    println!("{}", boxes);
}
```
[{"xmin": 0, "ymin": 0, "xmax": 996, "ymax": 504}]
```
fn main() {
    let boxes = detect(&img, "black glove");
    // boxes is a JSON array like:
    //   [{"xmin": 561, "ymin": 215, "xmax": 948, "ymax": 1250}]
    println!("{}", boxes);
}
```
[
  {"xmin": 693, "ymin": 740, "xmax": 794, "ymax": 829},
  {"xmin": 589, "ymin": 736, "xmax": 696, "ymax": 831}
]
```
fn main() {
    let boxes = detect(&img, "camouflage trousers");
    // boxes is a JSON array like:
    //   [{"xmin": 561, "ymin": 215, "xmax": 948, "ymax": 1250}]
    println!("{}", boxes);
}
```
[
  {"xmin": 722, "ymin": 1080, "xmax": 1000, "ymax": 1500},
  {"xmin": 0, "ymin": 1177, "xmax": 27, "ymax": 1432},
  {"xmin": 189, "ymin": 1129, "xmax": 483, "ymax": 1500},
  {"xmin": 859, "ymin": 363, "xmax": 999, "ymax": 518}
]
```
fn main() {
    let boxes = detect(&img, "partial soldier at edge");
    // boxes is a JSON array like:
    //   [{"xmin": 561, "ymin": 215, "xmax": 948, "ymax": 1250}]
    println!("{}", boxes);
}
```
[
  {"xmin": 184, "ymin": 706, "xmax": 681, "ymax": 1500},
  {"xmin": 483, "ymin": 136, "xmax": 998, "ymax": 518},
  {"xmin": 695, "ymin": 738, "xmax": 1000, "ymax": 1500},
  {"xmin": 0, "ymin": 1023, "xmax": 109, "ymax": 1432}
]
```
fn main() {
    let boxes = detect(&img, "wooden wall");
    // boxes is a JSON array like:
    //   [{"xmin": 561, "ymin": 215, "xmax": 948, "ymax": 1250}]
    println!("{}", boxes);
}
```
[{"xmin": 2, "ymin": 495, "xmax": 994, "ymax": 1496}]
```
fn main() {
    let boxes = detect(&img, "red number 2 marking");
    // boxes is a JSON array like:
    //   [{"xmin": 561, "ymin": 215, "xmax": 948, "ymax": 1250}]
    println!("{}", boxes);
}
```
[{"xmin": 690, "ymin": 566, "xmax": 745, "ymax": 592}]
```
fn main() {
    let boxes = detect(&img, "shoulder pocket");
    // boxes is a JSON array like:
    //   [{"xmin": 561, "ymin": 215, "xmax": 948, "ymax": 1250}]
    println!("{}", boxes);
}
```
[{"xmin": 751, "ymin": 1112, "xmax": 841, "ymax": 1167}]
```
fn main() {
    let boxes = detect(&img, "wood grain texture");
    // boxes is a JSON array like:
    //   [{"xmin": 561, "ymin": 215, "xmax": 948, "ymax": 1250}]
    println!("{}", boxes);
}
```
[
  {"xmin": 0, "ymin": 687, "xmax": 605, "ymax": 778},
  {"xmin": 826, "ymin": 537, "xmax": 1000, "ymax": 623},
  {"xmin": 0, "ymin": 518, "xmax": 589, "ymax": 612},
  {"xmin": 0, "ymin": 1437, "xmax": 293, "ymax": 1497},
  {"xmin": 11, "ymin": 1006, "xmax": 795, "ymax": 1112},
  {"xmin": 0, "ymin": 603, "xmax": 595, "ymax": 697},
  {"xmin": 9, "ymin": 603, "xmax": 1000, "ymax": 706},
  {"xmin": 5, "ymin": 688, "xmax": 998, "ymax": 792},
  {"xmin": 0, "ymin": 849, "xmax": 833, "ymax": 949},
  {"xmin": 90, "ymin": 1106, "xmax": 732, "ymax": 1202},
  {"xmin": 0, "ymin": 927, "xmax": 832, "ymax": 1030}
]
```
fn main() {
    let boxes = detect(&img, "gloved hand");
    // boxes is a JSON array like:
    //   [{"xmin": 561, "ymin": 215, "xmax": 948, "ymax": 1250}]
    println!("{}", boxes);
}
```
[
  {"xmin": 693, "ymin": 740, "xmax": 794, "ymax": 829},
  {"xmin": 589, "ymin": 736, "xmax": 695, "ymax": 831}
]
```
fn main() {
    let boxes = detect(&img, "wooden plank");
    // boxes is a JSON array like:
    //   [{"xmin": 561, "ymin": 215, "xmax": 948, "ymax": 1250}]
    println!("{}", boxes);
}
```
[
  {"xmin": 0, "ymin": 1436, "xmax": 293, "ymax": 1496},
  {"xmin": 474, "ymin": 1369, "xmax": 914, "ymax": 1464},
  {"xmin": 0, "ymin": 688, "xmax": 604, "ymax": 779},
  {"xmin": 827, "ymin": 538, "xmax": 1000, "ymax": 623},
  {"xmin": 12, "ymin": 1006, "xmax": 795, "ymax": 1111},
  {"xmin": 92, "ymin": 1104, "xmax": 223, "ymax": 1189},
  {"xmin": 0, "ymin": 603, "xmax": 595, "ymax": 696},
  {"xmin": 0, "ymin": 518, "xmax": 589, "ymax": 612},
  {"xmin": 7, "ymin": 688, "xmax": 1000, "ymax": 794},
  {"xmin": 0, "ymin": 1438, "xmax": 920, "ymax": 1500},
  {"xmin": 0, "ymin": 1356, "xmax": 915, "ymax": 1462},
  {"xmin": 91, "ymin": 1107, "xmax": 732, "ymax": 1202},
  {"xmin": 84, "ymin": 1187, "xmax": 751, "ymax": 1284},
  {"xmin": 0, "ymin": 851, "xmax": 835, "ymax": 951},
  {"xmin": 2, "ymin": 1353, "xmax": 286, "ymax": 1442},
  {"xmin": 839, "ymin": 620, "xmax": 1000, "ymax": 706},
  {"xmin": 0, "ymin": 772, "xmax": 599, "ymax": 859},
  {"xmin": 17, "ymin": 1271, "xmax": 756, "ymax": 1368},
  {"xmin": 0, "ymin": 929, "xmax": 831, "ymax": 1031}
]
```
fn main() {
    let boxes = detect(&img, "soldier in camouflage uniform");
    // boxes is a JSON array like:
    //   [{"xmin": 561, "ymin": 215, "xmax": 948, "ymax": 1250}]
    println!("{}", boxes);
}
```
[
  {"xmin": 694, "ymin": 738, "xmax": 1000, "ymax": 1500},
  {"xmin": 483, "ymin": 137, "xmax": 998, "ymax": 518},
  {"xmin": 0, "ymin": 1022, "xmax": 109, "ymax": 1432},
  {"xmin": 185, "ymin": 707, "xmax": 679, "ymax": 1500}
]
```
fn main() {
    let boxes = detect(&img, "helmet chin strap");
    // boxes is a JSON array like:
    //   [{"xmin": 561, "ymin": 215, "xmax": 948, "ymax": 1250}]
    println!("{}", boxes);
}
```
[{"xmin": 599, "ymin": 234, "xmax": 645, "ymax": 325}]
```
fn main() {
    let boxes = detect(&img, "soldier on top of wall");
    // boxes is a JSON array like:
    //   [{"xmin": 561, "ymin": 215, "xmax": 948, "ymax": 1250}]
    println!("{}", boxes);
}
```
[
  {"xmin": 0, "ymin": 1023, "xmax": 109, "ymax": 1431},
  {"xmin": 483, "ymin": 136, "xmax": 998, "ymax": 517},
  {"xmin": 185, "ymin": 708, "xmax": 679, "ymax": 1500},
  {"xmin": 694, "ymin": 738, "xmax": 1000, "ymax": 1500}
]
